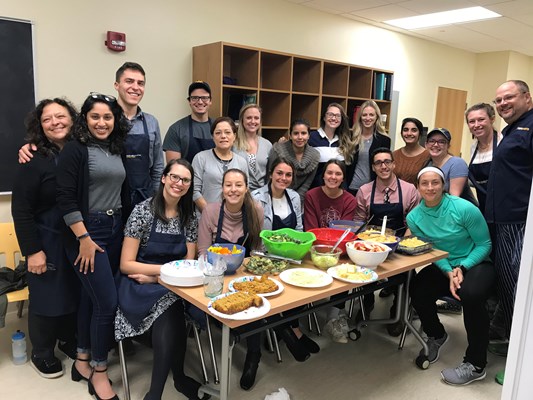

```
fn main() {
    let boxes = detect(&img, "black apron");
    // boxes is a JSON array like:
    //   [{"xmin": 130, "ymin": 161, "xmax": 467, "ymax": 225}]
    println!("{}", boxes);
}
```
[
  {"xmin": 369, "ymin": 178, "xmax": 406, "ymax": 236},
  {"xmin": 124, "ymin": 116, "xmax": 153, "ymax": 207},
  {"xmin": 28, "ymin": 205, "xmax": 80, "ymax": 316},
  {"xmin": 215, "ymin": 201, "xmax": 250, "ymax": 257},
  {"xmin": 185, "ymin": 116, "xmax": 214, "ymax": 163},
  {"xmin": 468, "ymin": 133, "xmax": 497, "ymax": 214},
  {"xmin": 269, "ymin": 185, "xmax": 297, "ymax": 230},
  {"xmin": 116, "ymin": 215, "xmax": 187, "ymax": 329}
]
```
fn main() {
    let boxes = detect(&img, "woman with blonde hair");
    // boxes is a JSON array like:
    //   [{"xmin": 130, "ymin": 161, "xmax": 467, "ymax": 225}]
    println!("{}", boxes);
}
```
[
  {"xmin": 347, "ymin": 100, "xmax": 390, "ymax": 195},
  {"xmin": 233, "ymin": 104, "xmax": 272, "ymax": 191},
  {"xmin": 309, "ymin": 103, "xmax": 356, "ymax": 187}
]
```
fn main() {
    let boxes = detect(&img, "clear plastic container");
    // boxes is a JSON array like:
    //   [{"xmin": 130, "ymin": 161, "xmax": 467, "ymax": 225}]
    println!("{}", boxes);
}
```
[{"xmin": 12, "ymin": 330, "xmax": 27, "ymax": 365}]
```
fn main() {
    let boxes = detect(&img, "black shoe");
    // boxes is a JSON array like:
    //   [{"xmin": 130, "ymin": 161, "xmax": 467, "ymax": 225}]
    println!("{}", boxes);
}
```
[
  {"xmin": 88, "ymin": 368, "xmax": 118, "ymax": 400},
  {"xmin": 379, "ymin": 286, "xmax": 395, "ymax": 298},
  {"xmin": 240, "ymin": 351, "xmax": 261, "ymax": 391},
  {"xmin": 174, "ymin": 375, "xmax": 211, "ymax": 400},
  {"xmin": 355, "ymin": 303, "xmax": 375, "ymax": 324},
  {"xmin": 31, "ymin": 355, "xmax": 63, "ymax": 379},
  {"xmin": 299, "ymin": 334, "xmax": 320, "ymax": 354},
  {"xmin": 386, "ymin": 321, "xmax": 405, "ymax": 337},
  {"xmin": 277, "ymin": 328, "xmax": 310, "ymax": 362},
  {"xmin": 58, "ymin": 341, "xmax": 77, "ymax": 360},
  {"xmin": 436, "ymin": 300, "xmax": 462, "ymax": 314}
]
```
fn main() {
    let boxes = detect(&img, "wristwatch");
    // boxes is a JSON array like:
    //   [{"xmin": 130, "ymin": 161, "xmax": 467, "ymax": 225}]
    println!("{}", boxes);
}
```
[{"xmin": 76, "ymin": 232, "xmax": 90, "ymax": 241}]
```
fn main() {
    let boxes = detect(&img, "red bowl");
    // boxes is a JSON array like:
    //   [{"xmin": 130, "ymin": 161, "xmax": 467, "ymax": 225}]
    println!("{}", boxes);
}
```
[{"xmin": 307, "ymin": 228, "xmax": 357, "ymax": 255}]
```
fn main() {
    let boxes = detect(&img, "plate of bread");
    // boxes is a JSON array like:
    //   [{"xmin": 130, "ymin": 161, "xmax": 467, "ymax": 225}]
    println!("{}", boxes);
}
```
[
  {"xmin": 228, "ymin": 275, "xmax": 284, "ymax": 297},
  {"xmin": 208, "ymin": 292, "xmax": 271, "ymax": 320}
]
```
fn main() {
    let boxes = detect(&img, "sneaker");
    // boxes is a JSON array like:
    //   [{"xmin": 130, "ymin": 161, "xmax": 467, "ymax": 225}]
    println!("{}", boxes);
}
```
[
  {"xmin": 419, "ymin": 332, "xmax": 448, "ymax": 363},
  {"xmin": 488, "ymin": 342, "xmax": 509, "ymax": 357},
  {"xmin": 436, "ymin": 300, "xmax": 462, "ymax": 314},
  {"xmin": 31, "ymin": 356, "xmax": 63, "ymax": 379},
  {"xmin": 386, "ymin": 320, "xmax": 406, "ymax": 337},
  {"xmin": 495, "ymin": 370, "xmax": 504, "ymax": 385},
  {"xmin": 324, "ymin": 318, "xmax": 348, "ymax": 344},
  {"xmin": 441, "ymin": 362, "xmax": 486, "ymax": 385}
]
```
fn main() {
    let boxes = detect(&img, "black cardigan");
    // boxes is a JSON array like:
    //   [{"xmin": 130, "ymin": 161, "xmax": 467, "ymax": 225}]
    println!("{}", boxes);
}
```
[
  {"xmin": 56, "ymin": 140, "xmax": 131, "ymax": 250},
  {"xmin": 346, "ymin": 132, "xmax": 391, "ymax": 185}
]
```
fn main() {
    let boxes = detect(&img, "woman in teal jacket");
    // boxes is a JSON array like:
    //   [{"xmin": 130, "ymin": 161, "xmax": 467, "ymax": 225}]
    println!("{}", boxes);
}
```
[{"xmin": 407, "ymin": 166, "xmax": 495, "ymax": 386}]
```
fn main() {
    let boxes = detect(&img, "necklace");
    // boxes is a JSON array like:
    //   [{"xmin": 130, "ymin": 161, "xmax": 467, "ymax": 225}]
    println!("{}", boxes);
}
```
[
  {"xmin": 212, "ymin": 149, "xmax": 232, "ymax": 171},
  {"xmin": 95, "ymin": 143, "xmax": 109, "ymax": 157}
]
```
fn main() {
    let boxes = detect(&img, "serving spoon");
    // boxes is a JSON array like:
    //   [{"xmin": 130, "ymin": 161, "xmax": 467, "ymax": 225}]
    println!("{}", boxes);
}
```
[{"xmin": 331, "ymin": 228, "xmax": 352, "ymax": 252}]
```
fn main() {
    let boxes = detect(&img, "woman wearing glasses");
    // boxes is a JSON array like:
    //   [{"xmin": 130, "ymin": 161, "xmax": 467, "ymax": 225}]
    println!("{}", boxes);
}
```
[
  {"xmin": 267, "ymin": 118, "xmax": 320, "ymax": 203},
  {"xmin": 347, "ymin": 100, "xmax": 391, "ymax": 195},
  {"xmin": 115, "ymin": 159, "xmax": 208, "ymax": 400},
  {"xmin": 11, "ymin": 98, "xmax": 79, "ymax": 379},
  {"xmin": 57, "ymin": 93, "xmax": 130, "ymax": 400},
  {"xmin": 425, "ymin": 128, "xmax": 477, "ymax": 205},
  {"xmin": 392, "ymin": 117, "xmax": 430, "ymax": 185},
  {"xmin": 192, "ymin": 117, "xmax": 248, "ymax": 213},
  {"xmin": 308, "ymin": 103, "xmax": 356, "ymax": 187},
  {"xmin": 233, "ymin": 104, "xmax": 272, "ymax": 191},
  {"xmin": 197, "ymin": 169, "xmax": 264, "ymax": 391}
]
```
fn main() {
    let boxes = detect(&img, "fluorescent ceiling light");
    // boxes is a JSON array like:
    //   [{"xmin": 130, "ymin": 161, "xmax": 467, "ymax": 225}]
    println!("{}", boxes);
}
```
[{"xmin": 384, "ymin": 6, "xmax": 501, "ymax": 30}]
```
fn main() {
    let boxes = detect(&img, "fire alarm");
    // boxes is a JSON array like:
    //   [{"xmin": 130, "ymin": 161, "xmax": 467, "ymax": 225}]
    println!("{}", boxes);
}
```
[{"xmin": 105, "ymin": 31, "xmax": 126, "ymax": 52}]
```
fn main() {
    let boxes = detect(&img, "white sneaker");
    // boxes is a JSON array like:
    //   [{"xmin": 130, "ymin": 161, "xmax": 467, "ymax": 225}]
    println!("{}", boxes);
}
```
[{"xmin": 324, "ymin": 318, "xmax": 348, "ymax": 344}]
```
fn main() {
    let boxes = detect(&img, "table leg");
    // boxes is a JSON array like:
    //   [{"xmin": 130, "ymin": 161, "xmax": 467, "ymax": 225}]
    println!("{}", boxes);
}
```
[{"xmin": 220, "ymin": 324, "xmax": 232, "ymax": 400}]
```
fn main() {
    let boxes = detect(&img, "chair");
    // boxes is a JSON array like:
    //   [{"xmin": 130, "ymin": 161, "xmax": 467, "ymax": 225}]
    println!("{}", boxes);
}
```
[{"xmin": 0, "ymin": 222, "xmax": 28, "ymax": 318}]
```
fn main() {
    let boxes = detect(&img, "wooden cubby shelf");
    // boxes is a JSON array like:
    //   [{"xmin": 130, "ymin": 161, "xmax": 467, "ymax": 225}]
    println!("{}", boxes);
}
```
[{"xmin": 193, "ymin": 42, "xmax": 394, "ymax": 140}]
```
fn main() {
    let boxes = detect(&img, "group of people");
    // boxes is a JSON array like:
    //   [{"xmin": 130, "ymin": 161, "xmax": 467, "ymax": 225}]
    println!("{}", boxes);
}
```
[{"xmin": 10, "ymin": 61, "xmax": 533, "ymax": 399}]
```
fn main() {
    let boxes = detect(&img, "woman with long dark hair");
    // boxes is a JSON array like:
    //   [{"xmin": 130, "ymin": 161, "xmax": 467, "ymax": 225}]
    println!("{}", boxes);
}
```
[
  {"xmin": 115, "ymin": 159, "xmax": 207, "ymax": 400},
  {"xmin": 12, "ymin": 98, "xmax": 79, "ymax": 378},
  {"xmin": 392, "ymin": 117, "xmax": 430, "ymax": 185},
  {"xmin": 57, "ymin": 93, "xmax": 130, "ymax": 400}
]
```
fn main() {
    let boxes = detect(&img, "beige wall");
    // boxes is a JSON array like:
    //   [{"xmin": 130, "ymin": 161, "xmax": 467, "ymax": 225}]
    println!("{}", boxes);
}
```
[{"xmin": 1, "ymin": 0, "xmax": 531, "ymax": 222}]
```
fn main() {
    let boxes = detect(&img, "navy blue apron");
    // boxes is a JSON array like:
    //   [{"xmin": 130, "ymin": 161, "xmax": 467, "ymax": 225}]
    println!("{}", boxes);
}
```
[
  {"xmin": 269, "ymin": 185, "xmax": 297, "ymax": 230},
  {"xmin": 468, "ymin": 133, "xmax": 497, "ymax": 214},
  {"xmin": 215, "ymin": 201, "xmax": 250, "ymax": 257},
  {"xmin": 185, "ymin": 116, "xmax": 215, "ymax": 163},
  {"xmin": 369, "ymin": 178, "xmax": 405, "ymax": 236},
  {"xmin": 117, "ymin": 215, "xmax": 187, "ymax": 329},
  {"xmin": 124, "ymin": 116, "xmax": 153, "ymax": 208},
  {"xmin": 28, "ymin": 205, "xmax": 80, "ymax": 316}
]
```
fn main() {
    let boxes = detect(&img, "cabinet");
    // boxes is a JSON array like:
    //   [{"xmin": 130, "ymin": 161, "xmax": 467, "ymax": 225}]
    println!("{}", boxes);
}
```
[{"xmin": 193, "ymin": 42, "xmax": 393, "ymax": 143}]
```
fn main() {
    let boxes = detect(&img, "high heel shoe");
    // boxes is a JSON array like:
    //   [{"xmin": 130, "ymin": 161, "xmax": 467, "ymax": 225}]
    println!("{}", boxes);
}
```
[
  {"xmin": 277, "ymin": 327, "xmax": 310, "ymax": 362},
  {"xmin": 240, "ymin": 351, "xmax": 261, "ymax": 391},
  {"xmin": 88, "ymin": 368, "xmax": 118, "ymax": 400},
  {"xmin": 72, "ymin": 358, "xmax": 112, "ymax": 384}
]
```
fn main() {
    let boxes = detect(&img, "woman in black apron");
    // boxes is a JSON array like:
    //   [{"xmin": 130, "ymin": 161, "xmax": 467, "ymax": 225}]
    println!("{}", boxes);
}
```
[
  {"xmin": 11, "ymin": 98, "xmax": 80, "ymax": 378},
  {"xmin": 115, "ymin": 159, "xmax": 208, "ymax": 400},
  {"xmin": 252, "ymin": 157, "xmax": 320, "ymax": 361},
  {"xmin": 197, "ymin": 169, "xmax": 263, "ymax": 391}
]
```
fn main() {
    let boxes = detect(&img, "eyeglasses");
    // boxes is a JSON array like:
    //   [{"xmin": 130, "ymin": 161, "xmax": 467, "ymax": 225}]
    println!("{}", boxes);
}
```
[
  {"xmin": 325, "ymin": 112, "xmax": 341, "ymax": 120},
  {"xmin": 167, "ymin": 174, "xmax": 192, "ymax": 185},
  {"xmin": 373, "ymin": 159, "xmax": 393, "ymax": 167},
  {"xmin": 492, "ymin": 92, "xmax": 524, "ymax": 105},
  {"xmin": 427, "ymin": 139, "xmax": 448, "ymax": 146},
  {"xmin": 189, "ymin": 96, "xmax": 211, "ymax": 103},
  {"xmin": 90, "ymin": 92, "xmax": 116, "ymax": 103}
]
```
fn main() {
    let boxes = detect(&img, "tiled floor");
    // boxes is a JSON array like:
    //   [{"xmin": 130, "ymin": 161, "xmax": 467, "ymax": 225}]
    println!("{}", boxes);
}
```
[{"xmin": 0, "ymin": 297, "xmax": 504, "ymax": 400}]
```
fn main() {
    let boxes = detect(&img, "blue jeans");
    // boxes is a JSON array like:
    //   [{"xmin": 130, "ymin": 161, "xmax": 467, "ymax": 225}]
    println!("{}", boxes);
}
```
[{"xmin": 67, "ymin": 212, "xmax": 123, "ymax": 366}]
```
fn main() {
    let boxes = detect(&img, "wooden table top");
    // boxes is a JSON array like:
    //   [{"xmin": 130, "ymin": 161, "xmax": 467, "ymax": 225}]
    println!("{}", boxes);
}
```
[{"xmin": 160, "ymin": 249, "xmax": 447, "ymax": 329}]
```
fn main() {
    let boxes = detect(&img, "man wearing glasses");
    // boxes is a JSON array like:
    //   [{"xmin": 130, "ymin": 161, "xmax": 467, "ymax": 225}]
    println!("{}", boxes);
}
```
[
  {"xmin": 163, "ymin": 81, "xmax": 215, "ymax": 164},
  {"xmin": 114, "ymin": 62, "xmax": 164, "ymax": 207},
  {"xmin": 485, "ymin": 80, "xmax": 533, "ymax": 385},
  {"xmin": 354, "ymin": 147, "xmax": 420, "ymax": 335}
]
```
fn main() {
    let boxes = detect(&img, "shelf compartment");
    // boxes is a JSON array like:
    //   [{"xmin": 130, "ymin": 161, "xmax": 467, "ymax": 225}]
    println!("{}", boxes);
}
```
[
  {"xmin": 262, "ymin": 128, "xmax": 289, "ymax": 143},
  {"xmin": 260, "ymin": 52, "xmax": 292, "ymax": 91},
  {"xmin": 259, "ymin": 91, "xmax": 291, "ymax": 127},
  {"xmin": 322, "ymin": 62, "xmax": 349, "ymax": 96},
  {"xmin": 223, "ymin": 45, "xmax": 259, "ymax": 88},
  {"xmin": 222, "ymin": 87, "xmax": 258, "ymax": 121},
  {"xmin": 291, "ymin": 94, "xmax": 319, "ymax": 128},
  {"xmin": 293, "ymin": 57, "xmax": 321, "ymax": 94},
  {"xmin": 349, "ymin": 67, "xmax": 372, "ymax": 98}
]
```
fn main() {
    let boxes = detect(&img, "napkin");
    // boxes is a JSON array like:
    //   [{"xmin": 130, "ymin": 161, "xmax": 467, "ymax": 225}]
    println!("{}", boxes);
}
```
[{"xmin": 264, "ymin": 387, "xmax": 290, "ymax": 400}]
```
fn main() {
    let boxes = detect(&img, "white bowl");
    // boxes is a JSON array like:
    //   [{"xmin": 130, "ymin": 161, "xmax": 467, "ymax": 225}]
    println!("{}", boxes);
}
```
[{"xmin": 345, "ymin": 240, "xmax": 391, "ymax": 270}]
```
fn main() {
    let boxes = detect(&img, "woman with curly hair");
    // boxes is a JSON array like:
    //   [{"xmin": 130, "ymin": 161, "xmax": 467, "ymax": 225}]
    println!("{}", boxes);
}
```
[
  {"xmin": 309, "ymin": 103, "xmax": 356, "ymax": 187},
  {"xmin": 57, "ymin": 93, "xmax": 130, "ymax": 400},
  {"xmin": 347, "ymin": 100, "xmax": 391, "ymax": 195},
  {"xmin": 11, "ymin": 98, "xmax": 80, "ymax": 379}
]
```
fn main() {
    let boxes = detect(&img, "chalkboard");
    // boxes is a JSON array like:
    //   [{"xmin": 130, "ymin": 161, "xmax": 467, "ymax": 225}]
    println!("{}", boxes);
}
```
[{"xmin": 0, "ymin": 18, "xmax": 35, "ymax": 194}]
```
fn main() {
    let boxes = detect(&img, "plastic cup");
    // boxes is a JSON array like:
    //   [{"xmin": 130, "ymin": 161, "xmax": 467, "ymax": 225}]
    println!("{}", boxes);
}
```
[{"xmin": 203, "ymin": 271, "xmax": 224, "ymax": 298}]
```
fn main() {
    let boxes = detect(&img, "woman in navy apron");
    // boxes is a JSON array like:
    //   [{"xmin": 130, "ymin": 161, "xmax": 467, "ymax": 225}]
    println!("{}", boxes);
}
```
[
  {"xmin": 11, "ymin": 98, "xmax": 80, "ymax": 378},
  {"xmin": 115, "ymin": 159, "xmax": 208, "ymax": 400},
  {"xmin": 252, "ymin": 158, "xmax": 320, "ymax": 361},
  {"xmin": 197, "ymin": 169, "xmax": 263, "ymax": 391}
]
